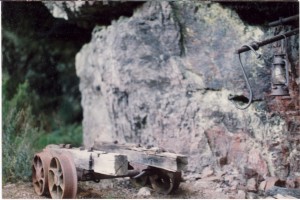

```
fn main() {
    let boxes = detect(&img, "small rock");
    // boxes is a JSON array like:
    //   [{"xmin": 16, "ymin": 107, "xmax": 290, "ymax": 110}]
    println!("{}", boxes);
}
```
[
  {"xmin": 296, "ymin": 176, "xmax": 300, "ymax": 188},
  {"xmin": 219, "ymin": 157, "xmax": 228, "ymax": 167},
  {"xmin": 186, "ymin": 173, "xmax": 201, "ymax": 181},
  {"xmin": 286, "ymin": 176, "xmax": 296, "ymax": 188},
  {"xmin": 247, "ymin": 192, "xmax": 259, "ymax": 199},
  {"xmin": 265, "ymin": 196, "xmax": 275, "ymax": 199},
  {"xmin": 236, "ymin": 190, "xmax": 246, "ymax": 199},
  {"xmin": 146, "ymin": 145, "xmax": 153, "ymax": 149},
  {"xmin": 244, "ymin": 167, "xmax": 258, "ymax": 179},
  {"xmin": 230, "ymin": 180, "xmax": 239, "ymax": 190},
  {"xmin": 215, "ymin": 169, "xmax": 226, "ymax": 177},
  {"xmin": 231, "ymin": 168, "xmax": 241, "ymax": 176},
  {"xmin": 224, "ymin": 174, "xmax": 235, "ymax": 183},
  {"xmin": 265, "ymin": 177, "xmax": 280, "ymax": 191},
  {"xmin": 259, "ymin": 180, "xmax": 267, "ymax": 191},
  {"xmin": 201, "ymin": 175, "xmax": 221, "ymax": 182},
  {"xmin": 201, "ymin": 166, "xmax": 214, "ymax": 178},
  {"xmin": 137, "ymin": 187, "xmax": 152, "ymax": 196},
  {"xmin": 4, "ymin": 184, "xmax": 15, "ymax": 189},
  {"xmin": 246, "ymin": 178, "xmax": 257, "ymax": 192},
  {"xmin": 265, "ymin": 186, "xmax": 300, "ymax": 198},
  {"xmin": 274, "ymin": 194, "xmax": 298, "ymax": 199}
]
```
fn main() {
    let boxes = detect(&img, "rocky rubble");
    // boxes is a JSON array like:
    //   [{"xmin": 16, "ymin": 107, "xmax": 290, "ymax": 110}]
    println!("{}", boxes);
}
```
[{"xmin": 185, "ymin": 163, "xmax": 300, "ymax": 198}]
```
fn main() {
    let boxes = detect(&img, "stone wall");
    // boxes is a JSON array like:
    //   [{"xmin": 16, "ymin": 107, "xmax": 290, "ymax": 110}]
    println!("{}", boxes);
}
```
[{"xmin": 73, "ymin": 1, "xmax": 299, "ymax": 183}]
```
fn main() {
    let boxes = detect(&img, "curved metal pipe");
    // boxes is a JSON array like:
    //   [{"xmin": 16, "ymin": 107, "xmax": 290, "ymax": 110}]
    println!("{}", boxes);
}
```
[
  {"xmin": 229, "ymin": 46, "xmax": 254, "ymax": 110},
  {"xmin": 235, "ymin": 28, "xmax": 298, "ymax": 54},
  {"xmin": 243, "ymin": 44, "xmax": 262, "ymax": 59}
]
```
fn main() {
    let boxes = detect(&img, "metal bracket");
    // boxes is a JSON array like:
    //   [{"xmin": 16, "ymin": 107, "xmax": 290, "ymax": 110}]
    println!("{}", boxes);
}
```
[{"xmin": 89, "ymin": 153, "xmax": 93, "ymax": 170}]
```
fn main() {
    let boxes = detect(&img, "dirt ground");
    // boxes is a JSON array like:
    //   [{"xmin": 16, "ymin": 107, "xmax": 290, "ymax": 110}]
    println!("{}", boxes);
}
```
[{"xmin": 2, "ymin": 177, "xmax": 243, "ymax": 199}]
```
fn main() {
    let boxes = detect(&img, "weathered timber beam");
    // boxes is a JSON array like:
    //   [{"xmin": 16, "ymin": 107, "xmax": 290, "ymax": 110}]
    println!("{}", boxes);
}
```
[
  {"xmin": 45, "ymin": 145, "xmax": 128, "ymax": 176},
  {"xmin": 93, "ymin": 142, "xmax": 188, "ymax": 172}
]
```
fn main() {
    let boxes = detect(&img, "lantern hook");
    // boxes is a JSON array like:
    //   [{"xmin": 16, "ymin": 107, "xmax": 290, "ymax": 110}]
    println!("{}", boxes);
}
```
[{"xmin": 228, "ymin": 44, "xmax": 260, "ymax": 110}]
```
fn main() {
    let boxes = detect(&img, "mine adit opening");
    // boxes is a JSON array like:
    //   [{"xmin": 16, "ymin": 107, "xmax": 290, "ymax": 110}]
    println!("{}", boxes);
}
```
[{"xmin": 220, "ymin": 1, "xmax": 299, "ymax": 26}]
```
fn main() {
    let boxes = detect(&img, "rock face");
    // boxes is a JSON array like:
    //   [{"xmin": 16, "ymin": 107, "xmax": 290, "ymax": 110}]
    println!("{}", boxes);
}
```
[{"xmin": 74, "ymin": 0, "xmax": 299, "ymax": 182}]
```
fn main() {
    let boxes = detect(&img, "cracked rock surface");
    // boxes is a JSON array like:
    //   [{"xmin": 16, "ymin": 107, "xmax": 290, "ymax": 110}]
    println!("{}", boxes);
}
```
[{"xmin": 73, "ymin": 0, "xmax": 299, "ymax": 187}]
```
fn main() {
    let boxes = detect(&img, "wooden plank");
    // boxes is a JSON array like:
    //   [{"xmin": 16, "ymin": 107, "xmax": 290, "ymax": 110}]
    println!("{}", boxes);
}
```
[
  {"xmin": 93, "ymin": 142, "xmax": 188, "ymax": 172},
  {"xmin": 45, "ymin": 145, "xmax": 128, "ymax": 176}
]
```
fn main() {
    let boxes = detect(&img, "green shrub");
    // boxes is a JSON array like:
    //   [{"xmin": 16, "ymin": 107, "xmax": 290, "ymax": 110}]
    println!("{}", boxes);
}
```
[
  {"xmin": 2, "ymin": 75, "xmax": 83, "ymax": 183},
  {"xmin": 2, "ymin": 78, "xmax": 42, "ymax": 183},
  {"xmin": 2, "ymin": 125, "xmax": 41, "ymax": 183},
  {"xmin": 36, "ymin": 124, "xmax": 82, "ymax": 150}
]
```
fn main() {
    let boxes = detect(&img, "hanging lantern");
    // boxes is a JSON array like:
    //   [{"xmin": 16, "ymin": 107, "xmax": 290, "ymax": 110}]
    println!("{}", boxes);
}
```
[{"xmin": 270, "ymin": 53, "xmax": 290, "ymax": 96}]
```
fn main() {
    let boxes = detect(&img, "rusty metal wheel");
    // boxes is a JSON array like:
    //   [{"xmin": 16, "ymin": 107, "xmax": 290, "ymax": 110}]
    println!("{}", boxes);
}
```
[
  {"xmin": 32, "ymin": 151, "xmax": 52, "ymax": 196},
  {"xmin": 48, "ymin": 154, "xmax": 77, "ymax": 199},
  {"xmin": 149, "ymin": 169, "xmax": 182, "ymax": 194}
]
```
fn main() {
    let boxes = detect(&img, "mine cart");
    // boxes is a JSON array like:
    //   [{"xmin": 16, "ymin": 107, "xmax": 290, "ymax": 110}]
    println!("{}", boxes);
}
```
[{"xmin": 32, "ymin": 143, "xmax": 188, "ymax": 198}]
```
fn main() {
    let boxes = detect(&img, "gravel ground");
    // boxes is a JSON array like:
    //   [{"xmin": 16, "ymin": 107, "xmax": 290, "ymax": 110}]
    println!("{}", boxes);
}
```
[
  {"xmin": 2, "ymin": 178, "xmax": 204, "ymax": 199},
  {"xmin": 3, "ymin": 176, "xmax": 274, "ymax": 199}
]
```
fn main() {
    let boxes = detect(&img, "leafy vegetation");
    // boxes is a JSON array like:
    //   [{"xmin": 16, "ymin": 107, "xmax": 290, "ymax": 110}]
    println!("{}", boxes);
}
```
[
  {"xmin": 2, "ymin": 2, "xmax": 87, "ymax": 183},
  {"xmin": 2, "ymin": 76, "xmax": 41, "ymax": 183},
  {"xmin": 2, "ymin": 73, "xmax": 83, "ymax": 183}
]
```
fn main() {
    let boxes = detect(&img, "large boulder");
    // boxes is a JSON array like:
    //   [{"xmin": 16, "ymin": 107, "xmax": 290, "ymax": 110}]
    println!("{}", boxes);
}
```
[{"xmin": 74, "ymin": 1, "xmax": 299, "ymax": 180}]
